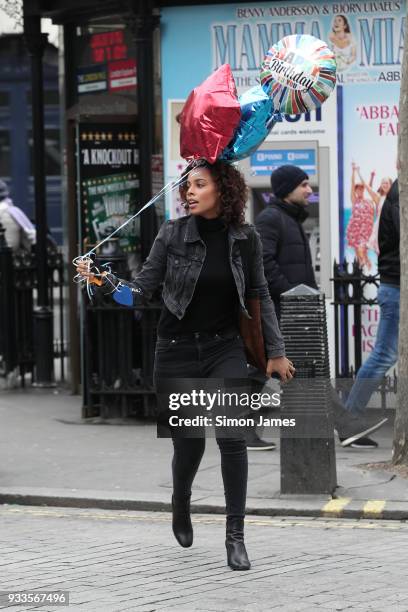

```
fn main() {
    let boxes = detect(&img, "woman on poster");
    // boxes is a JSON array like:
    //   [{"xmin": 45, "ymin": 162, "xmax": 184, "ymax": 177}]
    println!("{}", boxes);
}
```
[
  {"xmin": 329, "ymin": 15, "xmax": 356, "ymax": 72},
  {"xmin": 356, "ymin": 171, "xmax": 393, "ymax": 255},
  {"xmin": 346, "ymin": 163, "xmax": 375, "ymax": 270},
  {"xmin": 76, "ymin": 159, "xmax": 294, "ymax": 571}
]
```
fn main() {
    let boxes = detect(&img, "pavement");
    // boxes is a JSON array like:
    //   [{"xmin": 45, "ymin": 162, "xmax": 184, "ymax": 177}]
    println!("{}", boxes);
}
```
[
  {"xmin": 0, "ymin": 388, "xmax": 407, "ymax": 520},
  {"xmin": 2, "ymin": 506, "xmax": 408, "ymax": 611}
]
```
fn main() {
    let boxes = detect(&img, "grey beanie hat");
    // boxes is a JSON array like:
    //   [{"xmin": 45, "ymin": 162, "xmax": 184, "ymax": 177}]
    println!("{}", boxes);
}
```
[
  {"xmin": 0, "ymin": 180, "xmax": 9, "ymax": 200},
  {"xmin": 270, "ymin": 165, "xmax": 309, "ymax": 199}
]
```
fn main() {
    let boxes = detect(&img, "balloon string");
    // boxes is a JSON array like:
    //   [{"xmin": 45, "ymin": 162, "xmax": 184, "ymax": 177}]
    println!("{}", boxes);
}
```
[
  {"xmin": 272, "ymin": 87, "xmax": 286, "ymax": 121},
  {"xmin": 78, "ymin": 158, "xmax": 203, "ymax": 261},
  {"xmin": 72, "ymin": 173, "xmax": 189, "ymax": 298},
  {"xmin": 73, "ymin": 158, "xmax": 202, "ymax": 298},
  {"xmin": 80, "ymin": 174, "xmax": 186, "ymax": 260}
]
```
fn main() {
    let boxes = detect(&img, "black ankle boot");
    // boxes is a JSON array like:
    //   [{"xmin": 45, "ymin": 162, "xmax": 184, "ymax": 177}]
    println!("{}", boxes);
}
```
[
  {"xmin": 225, "ymin": 517, "xmax": 251, "ymax": 570},
  {"xmin": 172, "ymin": 494, "xmax": 193, "ymax": 548}
]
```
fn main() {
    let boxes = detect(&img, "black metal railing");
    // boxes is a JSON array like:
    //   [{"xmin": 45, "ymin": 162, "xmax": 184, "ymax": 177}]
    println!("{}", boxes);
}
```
[
  {"xmin": 331, "ymin": 259, "xmax": 396, "ymax": 409},
  {"xmin": 83, "ymin": 293, "xmax": 161, "ymax": 419},
  {"xmin": 77, "ymin": 245, "xmax": 161, "ymax": 418},
  {"xmin": 0, "ymin": 225, "xmax": 66, "ymax": 386}
]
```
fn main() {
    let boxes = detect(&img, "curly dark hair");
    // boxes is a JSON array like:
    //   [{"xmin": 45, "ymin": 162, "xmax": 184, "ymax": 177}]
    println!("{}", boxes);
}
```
[{"xmin": 179, "ymin": 159, "xmax": 248, "ymax": 226}]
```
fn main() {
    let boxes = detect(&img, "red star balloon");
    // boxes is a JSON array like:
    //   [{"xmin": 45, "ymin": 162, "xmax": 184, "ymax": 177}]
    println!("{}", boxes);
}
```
[{"xmin": 179, "ymin": 65, "xmax": 241, "ymax": 164}]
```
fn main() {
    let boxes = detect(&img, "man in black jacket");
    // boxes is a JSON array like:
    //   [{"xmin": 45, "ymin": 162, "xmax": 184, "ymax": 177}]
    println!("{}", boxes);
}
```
[
  {"xmin": 344, "ymin": 179, "xmax": 399, "ymax": 421},
  {"xmin": 253, "ymin": 165, "xmax": 387, "ymax": 449},
  {"xmin": 255, "ymin": 165, "xmax": 317, "ymax": 317},
  {"xmin": 245, "ymin": 166, "xmax": 314, "ymax": 450}
]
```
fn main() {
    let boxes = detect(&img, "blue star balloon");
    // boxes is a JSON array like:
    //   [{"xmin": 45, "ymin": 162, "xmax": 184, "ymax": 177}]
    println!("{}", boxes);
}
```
[
  {"xmin": 112, "ymin": 284, "xmax": 133, "ymax": 307},
  {"xmin": 219, "ymin": 85, "xmax": 276, "ymax": 162}
]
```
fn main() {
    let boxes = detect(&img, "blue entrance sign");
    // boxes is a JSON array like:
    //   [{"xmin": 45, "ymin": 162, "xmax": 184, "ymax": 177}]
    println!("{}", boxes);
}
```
[{"xmin": 250, "ymin": 149, "xmax": 316, "ymax": 176}]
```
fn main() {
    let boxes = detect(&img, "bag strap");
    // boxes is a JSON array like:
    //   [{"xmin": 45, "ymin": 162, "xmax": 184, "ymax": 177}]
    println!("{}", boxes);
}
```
[
  {"xmin": 238, "ymin": 233, "xmax": 258, "ymax": 298},
  {"xmin": 238, "ymin": 239, "xmax": 249, "ymax": 288}
]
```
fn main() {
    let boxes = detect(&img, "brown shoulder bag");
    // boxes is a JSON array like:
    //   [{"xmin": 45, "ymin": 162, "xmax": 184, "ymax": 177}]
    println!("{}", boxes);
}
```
[{"xmin": 238, "ymin": 238, "xmax": 267, "ymax": 373}]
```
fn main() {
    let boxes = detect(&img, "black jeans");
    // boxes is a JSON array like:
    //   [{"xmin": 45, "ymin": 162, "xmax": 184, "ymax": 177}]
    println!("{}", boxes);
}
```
[{"xmin": 153, "ymin": 329, "xmax": 248, "ymax": 519}]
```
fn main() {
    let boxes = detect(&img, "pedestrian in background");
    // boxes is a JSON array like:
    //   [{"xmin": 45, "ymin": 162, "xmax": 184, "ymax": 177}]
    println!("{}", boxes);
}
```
[
  {"xmin": 256, "ymin": 165, "xmax": 317, "ymax": 317},
  {"xmin": 255, "ymin": 164, "xmax": 386, "ymax": 449},
  {"xmin": 345, "ymin": 179, "xmax": 399, "ymax": 420},
  {"xmin": 0, "ymin": 179, "xmax": 36, "ymax": 252},
  {"xmin": 244, "ymin": 165, "xmax": 317, "ymax": 450},
  {"xmin": 77, "ymin": 159, "xmax": 294, "ymax": 571}
]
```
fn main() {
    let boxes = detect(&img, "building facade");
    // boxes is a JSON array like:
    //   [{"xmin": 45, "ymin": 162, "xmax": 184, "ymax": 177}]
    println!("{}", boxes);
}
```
[
  {"xmin": 27, "ymin": 0, "xmax": 404, "ymax": 394},
  {"xmin": 160, "ymin": 0, "xmax": 404, "ymax": 369},
  {"xmin": 0, "ymin": 33, "xmax": 62, "ymax": 243}
]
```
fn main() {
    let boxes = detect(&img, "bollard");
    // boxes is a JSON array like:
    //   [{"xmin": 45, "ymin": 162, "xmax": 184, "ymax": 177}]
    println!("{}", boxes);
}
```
[
  {"xmin": 0, "ymin": 224, "xmax": 17, "ymax": 374},
  {"xmin": 279, "ymin": 284, "xmax": 337, "ymax": 495}
]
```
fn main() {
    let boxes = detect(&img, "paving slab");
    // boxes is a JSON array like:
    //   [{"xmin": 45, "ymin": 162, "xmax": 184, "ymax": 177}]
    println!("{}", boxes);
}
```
[
  {"xmin": 3, "ymin": 507, "xmax": 408, "ymax": 612},
  {"xmin": 0, "ymin": 389, "xmax": 406, "ymax": 518}
]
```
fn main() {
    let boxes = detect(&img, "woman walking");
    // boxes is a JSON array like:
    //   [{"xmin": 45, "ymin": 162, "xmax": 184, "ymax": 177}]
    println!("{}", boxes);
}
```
[{"xmin": 77, "ymin": 159, "xmax": 294, "ymax": 570}]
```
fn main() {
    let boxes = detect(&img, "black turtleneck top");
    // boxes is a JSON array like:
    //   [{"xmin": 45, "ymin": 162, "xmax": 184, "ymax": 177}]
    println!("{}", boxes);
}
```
[{"xmin": 158, "ymin": 216, "xmax": 239, "ymax": 337}]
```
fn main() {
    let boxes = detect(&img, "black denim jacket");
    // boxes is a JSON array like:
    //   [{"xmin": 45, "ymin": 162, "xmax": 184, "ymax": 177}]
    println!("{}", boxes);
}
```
[{"xmin": 102, "ymin": 215, "xmax": 285, "ymax": 359}]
